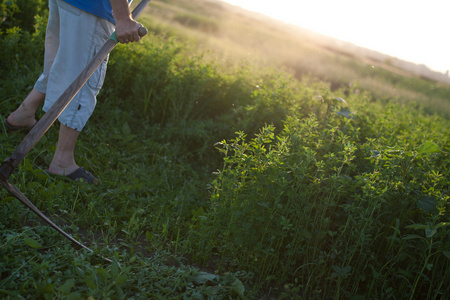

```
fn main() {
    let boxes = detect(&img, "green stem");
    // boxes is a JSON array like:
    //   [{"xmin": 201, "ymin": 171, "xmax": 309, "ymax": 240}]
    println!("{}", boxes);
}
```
[{"xmin": 409, "ymin": 238, "xmax": 433, "ymax": 300}]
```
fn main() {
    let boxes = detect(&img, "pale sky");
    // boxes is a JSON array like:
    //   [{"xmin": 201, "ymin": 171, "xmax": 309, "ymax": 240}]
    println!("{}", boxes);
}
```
[{"xmin": 221, "ymin": 0, "xmax": 450, "ymax": 74}]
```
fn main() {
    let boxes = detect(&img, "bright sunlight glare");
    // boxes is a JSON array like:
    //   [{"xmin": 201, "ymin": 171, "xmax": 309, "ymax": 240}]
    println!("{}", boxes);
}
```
[{"xmin": 221, "ymin": 0, "xmax": 450, "ymax": 75}]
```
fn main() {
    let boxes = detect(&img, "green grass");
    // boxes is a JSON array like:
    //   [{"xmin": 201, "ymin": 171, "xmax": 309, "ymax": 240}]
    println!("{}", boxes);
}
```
[{"xmin": 1, "ymin": 0, "xmax": 449, "ymax": 298}]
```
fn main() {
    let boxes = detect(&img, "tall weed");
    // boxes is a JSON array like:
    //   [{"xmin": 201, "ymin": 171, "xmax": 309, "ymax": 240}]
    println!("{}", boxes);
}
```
[{"xmin": 186, "ymin": 95, "xmax": 450, "ymax": 298}]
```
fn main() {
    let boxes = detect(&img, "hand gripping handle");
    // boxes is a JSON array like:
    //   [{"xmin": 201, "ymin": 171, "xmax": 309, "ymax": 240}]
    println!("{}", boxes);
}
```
[
  {"xmin": 138, "ymin": 26, "xmax": 148, "ymax": 37},
  {"xmin": 109, "ymin": 0, "xmax": 150, "ymax": 43}
]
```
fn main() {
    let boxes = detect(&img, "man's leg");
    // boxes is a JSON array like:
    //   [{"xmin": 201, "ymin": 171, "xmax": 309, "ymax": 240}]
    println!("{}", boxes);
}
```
[
  {"xmin": 48, "ymin": 123, "xmax": 80, "ymax": 176},
  {"xmin": 8, "ymin": 0, "xmax": 60, "ymax": 129},
  {"xmin": 6, "ymin": 89, "xmax": 45, "ymax": 128},
  {"xmin": 47, "ymin": 123, "xmax": 98, "ymax": 183}
]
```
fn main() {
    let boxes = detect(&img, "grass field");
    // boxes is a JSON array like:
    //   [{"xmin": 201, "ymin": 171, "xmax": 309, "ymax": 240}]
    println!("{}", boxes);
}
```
[{"xmin": 1, "ymin": 0, "xmax": 449, "ymax": 298}]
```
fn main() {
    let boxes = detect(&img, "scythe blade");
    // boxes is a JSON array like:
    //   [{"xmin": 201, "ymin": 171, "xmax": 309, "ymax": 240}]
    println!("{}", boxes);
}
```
[{"xmin": 1, "ymin": 178, "xmax": 112, "ymax": 263}]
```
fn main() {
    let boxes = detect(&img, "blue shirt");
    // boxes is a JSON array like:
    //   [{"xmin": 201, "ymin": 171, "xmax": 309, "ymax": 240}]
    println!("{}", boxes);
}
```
[{"xmin": 62, "ymin": 0, "xmax": 132, "ymax": 24}]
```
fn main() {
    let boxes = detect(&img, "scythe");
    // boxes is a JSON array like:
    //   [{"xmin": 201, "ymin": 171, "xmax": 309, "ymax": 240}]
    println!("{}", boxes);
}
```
[{"xmin": 0, "ymin": 0, "xmax": 151, "ymax": 263}]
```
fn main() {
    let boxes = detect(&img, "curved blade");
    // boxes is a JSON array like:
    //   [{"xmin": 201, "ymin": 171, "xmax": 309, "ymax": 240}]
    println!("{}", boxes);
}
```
[{"xmin": 1, "ymin": 179, "xmax": 112, "ymax": 263}]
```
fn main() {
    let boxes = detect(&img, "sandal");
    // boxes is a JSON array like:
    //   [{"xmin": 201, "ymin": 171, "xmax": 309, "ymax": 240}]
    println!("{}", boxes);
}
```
[{"xmin": 65, "ymin": 167, "xmax": 98, "ymax": 184}]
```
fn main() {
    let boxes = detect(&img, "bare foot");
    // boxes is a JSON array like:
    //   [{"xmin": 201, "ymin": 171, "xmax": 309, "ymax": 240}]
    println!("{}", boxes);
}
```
[
  {"xmin": 6, "ymin": 112, "xmax": 38, "ymax": 128},
  {"xmin": 6, "ymin": 89, "xmax": 45, "ymax": 128},
  {"xmin": 47, "ymin": 163, "xmax": 80, "ymax": 177},
  {"xmin": 47, "ymin": 123, "xmax": 81, "ymax": 176}
]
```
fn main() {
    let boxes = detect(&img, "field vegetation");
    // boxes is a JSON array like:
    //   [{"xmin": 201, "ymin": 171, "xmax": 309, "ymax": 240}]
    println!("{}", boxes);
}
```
[{"xmin": 1, "ymin": 0, "xmax": 449, "ymax": 298}]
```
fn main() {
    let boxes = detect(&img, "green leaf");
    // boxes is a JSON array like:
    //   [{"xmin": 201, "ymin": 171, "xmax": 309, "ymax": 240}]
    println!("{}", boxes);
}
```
[
  {"xmin": 85, "ymin": 277, "xmax": 97, "ymax": 289},
  {"xmin": 22, "ymin": 159, "xmax": 33, "ymax": 172},
  {"xmin": 427, "ymin": 222, "xmax": 450, "ymax": 238},
  {"xmin": 40, "ymin": 283, "xmax": 54, "ymax": 293},
  {"xmin": 115, "ymin": 274, "xmax": 127, "ymax": 285},
  {"xmin": 331, "ymin": 265, "xmax": 352, "ymax": 278},
  {"xmin": 66, "ymin": 292, "xmax": 82, "ymax": 300},
  {"xmin": 96, "ymin": 267, "xmax": 112, "ymax": 280},
  {"xmin": 371, "ymin": 150, "xmax": 381, "ymax": 158},
  {"xmin": 333, "ymin": 97, "xmax": 347, "ymax": 104},
  {"xmin": 192, "ymin": 271, "xmax": 217, "ymax": 285},
  {"xmin": 111, "ymin": 260, "xmax": 120, "ymax": 277},
  {"xmin": 24, "ymin": 237, "xmax": 42, "ymax": 248},
  {"xmin": 425, "ymin": 227, "xmax": 437, "ymax": 238},
  {"xmin": 58, "ymin": 278, "xmax": 75, "ymax": 294},
  {"xmin": 257, "ymin": 202, "xmax": 270, "ymax": 209},
  {"xmin": 0, "ymin": 289, "xmax": 20, "ymax": 296},
  {"xmin": 442, "ymin": 251, "xmax": 450, "ymax": 259},
  {"xmin": 27, "ymin": 181, "xmax": 41, "ymax": 190},
  {"xmin": 299, "ymin": 228, "xmax": 312, "ymax": 239},
  {"xmin": 55, "ymin": 181, "xmax": 65, "ymax": 196},
  {"xmin": 417, "ymin": 196, "xmax": 438, "ymax": 214},
  {"xmin": 402, "ymin": 234, "xmax": 423, "ymax": 240},
  {"xmin": 231, "ymin": 278, "xmax": 245, "ymax": 298},
  {"xmin": 417, "ymin": 141, "xmax": 440, "ymax": 155},
  {"xmin": 405, "ymin": 224, "xmax": 427, "ymax": 230},
  {"xmin": 335, "ymin": 107, "xmax": 354, "ymax": 119},
  {"xmin": 122, "ymin": 122, "xmax": 131, "ymax": 136}
]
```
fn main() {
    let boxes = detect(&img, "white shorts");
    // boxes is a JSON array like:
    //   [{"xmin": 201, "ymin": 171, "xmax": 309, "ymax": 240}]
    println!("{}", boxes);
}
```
[{"xmin": 35, "ymin": 0, "xmax": 115, "ymax": 131}]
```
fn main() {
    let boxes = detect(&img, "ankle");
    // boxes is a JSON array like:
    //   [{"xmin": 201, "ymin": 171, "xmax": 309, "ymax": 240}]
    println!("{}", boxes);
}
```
[
  {"xmin": 49, "ymin": 157, "xmax": 79, "ymax": 176},
  {"xmin": 7, "ymin": 109, "xmax": 37, "ymax": 128}
]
